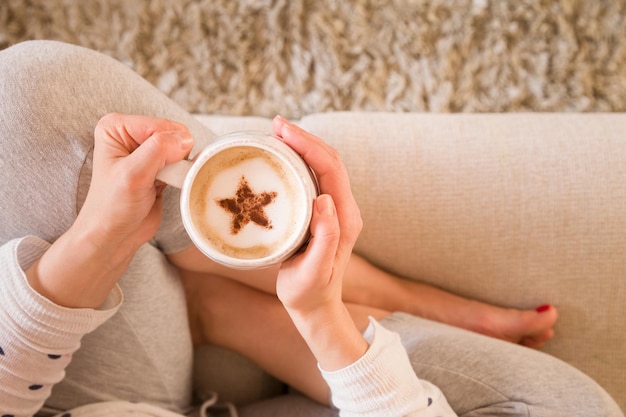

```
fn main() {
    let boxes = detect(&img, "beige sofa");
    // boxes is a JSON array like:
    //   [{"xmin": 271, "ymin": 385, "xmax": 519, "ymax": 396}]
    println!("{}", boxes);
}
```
[{"xmin": 192, "ymin": 112, "xmax": 625, "ymax": 414}]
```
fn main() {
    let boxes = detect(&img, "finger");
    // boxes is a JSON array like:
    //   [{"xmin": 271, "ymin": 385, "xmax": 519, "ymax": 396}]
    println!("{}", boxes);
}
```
[
  {"xmin": 310, "ymin": 194, "xmax": 341, "ymax": 265},
  {"xmin": 273, "ymin": 116, "xmax": 362, "ymax": 254},
  {"xmin": 95, "ymin": 113, "xmax": 189, "ymax": 155},
  {"xmin": 273, "ymin": 116, "xmax": 342, "ymax": 181},
  {"xmin": 272, "ymin": 116, "xmax": 350, "ymax": 204},
  {"xmin": 273, "ymin": 116, "xmax": 353, "ymax": 209},
  {"xmin": 124, "ymin": 129, "xmax": 194, "ymax": 188},
  {"xmin": 283, "ymin": 194, "xmax": 340, "ymax": 308},
  {"xmin": 287, "ymin": 194, "xmax": 341, "ymax": 288}
]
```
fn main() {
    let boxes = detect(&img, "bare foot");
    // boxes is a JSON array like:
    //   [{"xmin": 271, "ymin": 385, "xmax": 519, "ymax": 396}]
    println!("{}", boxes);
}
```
[{"xmin": 467, "ymin": 303, "xmax": 558, "ymax": 348}]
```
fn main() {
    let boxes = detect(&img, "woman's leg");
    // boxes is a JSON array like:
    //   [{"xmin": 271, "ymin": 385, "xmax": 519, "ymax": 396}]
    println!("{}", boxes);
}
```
[
  {"xmin": 342, "ymin": 254, "xmax": 558, "ymax": 348},
  {"xmin": 0, "ymin": 40, "xmax": 216, "ymax": 413},
  {"xmin": 187, "ymin": 251, "xmax": 559, "ymax": 348},
  {"xmin": 182, "ymin": 269, "xmax": 338, "ymax": 405},
  {"xmin": 0, "ymin": 38, "xmax": 566, "ymax": 414},
  {"xmin": 0, "ymin": 39, "xmax": 216, "ymax": 252},
  {"xmin": 382, "ymin": 312, "xmax": 623, "ymax": 417},
  {"xmin": 183, "ymin": 269, "xmax": 623, "ymax": 417}
]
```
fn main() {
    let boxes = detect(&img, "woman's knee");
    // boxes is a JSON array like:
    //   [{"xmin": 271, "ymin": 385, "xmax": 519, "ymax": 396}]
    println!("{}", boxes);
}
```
[
  {"xmin": 0, "ymin": 40, "xmax": 115, "ymax": 155},
  {"xmin": 1, "ymin": 40, "xmax": 100, "ymax": 105},
  {"xmin": 0, "ymin": 41, "xmax": 104, "ymax": 243}
]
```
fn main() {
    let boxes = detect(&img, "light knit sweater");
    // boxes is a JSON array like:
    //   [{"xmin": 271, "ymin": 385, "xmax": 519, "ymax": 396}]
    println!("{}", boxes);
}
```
[{"xmin": 0, "ymin": 236, "xmax": 456, "ymax": 417}]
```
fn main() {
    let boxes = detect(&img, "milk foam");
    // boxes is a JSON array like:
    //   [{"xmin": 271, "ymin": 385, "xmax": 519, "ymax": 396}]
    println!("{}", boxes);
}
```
[
  {"xmin": 191, "ymin": 146, "xmax": 308, "ymax": 260},
  {"xmin": 206, "ymin": 157, "xmax": 296, "ymax": 249}
]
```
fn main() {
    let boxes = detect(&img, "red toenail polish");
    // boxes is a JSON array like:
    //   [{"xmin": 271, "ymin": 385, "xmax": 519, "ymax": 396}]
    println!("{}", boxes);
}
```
[{"xmin": 536, "ymin": 304, "xmax": 551, "ymax": 313}]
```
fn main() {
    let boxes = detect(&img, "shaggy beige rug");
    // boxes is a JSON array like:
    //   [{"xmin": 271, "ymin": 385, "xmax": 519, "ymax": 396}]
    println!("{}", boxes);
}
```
[{"xmin": 1, "ymin": 0, "xmax": 625, "ymax": 118}]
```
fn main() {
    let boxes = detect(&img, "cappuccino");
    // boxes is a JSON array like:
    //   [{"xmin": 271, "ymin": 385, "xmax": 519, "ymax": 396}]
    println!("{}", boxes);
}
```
[{"xmin": 180, "ymin": 133, "xmax": 318, "ymax": 268}]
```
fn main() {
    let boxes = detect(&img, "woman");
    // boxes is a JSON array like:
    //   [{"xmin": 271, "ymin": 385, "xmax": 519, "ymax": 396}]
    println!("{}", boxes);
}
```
[{"xmin": 1, "ymin": 41, "xmax": 616, "ymax": 417}]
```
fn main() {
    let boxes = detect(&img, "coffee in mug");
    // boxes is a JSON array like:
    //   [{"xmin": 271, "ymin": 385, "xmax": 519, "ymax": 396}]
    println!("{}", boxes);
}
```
[{"xmin": 157, "ymin": 131, "xmax": 319, "ymax": 269}]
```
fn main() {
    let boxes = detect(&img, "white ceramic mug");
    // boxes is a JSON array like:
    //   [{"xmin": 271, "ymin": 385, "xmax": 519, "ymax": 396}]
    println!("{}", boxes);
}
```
[{"xmin": 157, "ymin": 131, "xmax": 319, "ymax": 269}]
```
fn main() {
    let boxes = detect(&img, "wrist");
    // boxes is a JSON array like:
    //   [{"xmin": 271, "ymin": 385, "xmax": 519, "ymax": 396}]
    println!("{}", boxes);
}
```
[
  {"xmin": 286, "ymin": 302, "xmax": 369, "ymax": 371},
  {"xmin": 26, "ymin": 221, "xmax": 135, "ymax": 309}
]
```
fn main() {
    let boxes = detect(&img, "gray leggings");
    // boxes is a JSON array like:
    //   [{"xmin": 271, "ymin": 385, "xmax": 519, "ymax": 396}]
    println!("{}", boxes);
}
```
[{"xmin": 0, "ymin": 41, "xmax": 622, "ymax": 417}]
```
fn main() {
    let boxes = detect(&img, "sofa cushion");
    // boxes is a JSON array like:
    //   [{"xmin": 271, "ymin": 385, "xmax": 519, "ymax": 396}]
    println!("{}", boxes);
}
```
[{"xmin": 194, "ymin": 112, "xmax": 626, "ymax": 411}]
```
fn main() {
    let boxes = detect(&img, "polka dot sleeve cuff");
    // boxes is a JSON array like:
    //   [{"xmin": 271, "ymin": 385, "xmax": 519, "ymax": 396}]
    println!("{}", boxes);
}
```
[{"xmin": 0, "ymin": 236, "xmax": 123, "ymax": 417}]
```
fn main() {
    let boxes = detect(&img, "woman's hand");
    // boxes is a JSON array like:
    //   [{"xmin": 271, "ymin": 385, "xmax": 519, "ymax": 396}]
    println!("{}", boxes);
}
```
[
  {"xmin": 26, "ymin": 113, "xmax": 193, "ymax": 309},
  {"xmin": 272, "ymin": 116, "xmax": 368, "ymax": 371},
  {"xmin": 80, "ymin": 113, "xmax": 193, "ymax": 251}
]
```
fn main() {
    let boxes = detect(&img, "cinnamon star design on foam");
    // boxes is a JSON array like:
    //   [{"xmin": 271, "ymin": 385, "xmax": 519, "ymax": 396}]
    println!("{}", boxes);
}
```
[{"xmin": 217, "ymin": 176, "xmax": 278, "ymax": 235}]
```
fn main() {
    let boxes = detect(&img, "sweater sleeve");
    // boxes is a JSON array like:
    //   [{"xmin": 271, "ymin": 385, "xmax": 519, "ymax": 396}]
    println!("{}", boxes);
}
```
[
  {"xmin": 0, "ymin": 236, "xmax": 123, "ymax": 417},
  {"xmin": 319, "ymin": 317, "xmax": 457, "ymax": 417}
]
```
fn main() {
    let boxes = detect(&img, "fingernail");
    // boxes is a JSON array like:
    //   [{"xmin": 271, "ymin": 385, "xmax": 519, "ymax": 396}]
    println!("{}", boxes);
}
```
[
  {"xmin": 281, "ymin": 123, "xmax": 292, "ymax": 138},
  {"xmin": 536, "ymin": 304, "xmax": 551, "ymax": 313},
  {"xmin": 317, "ymin": 194, "xmax": 335, "ymax": 216},
  {"xmin": 172, "ymin": 131, "xmax": 193, "ymax": 149}
]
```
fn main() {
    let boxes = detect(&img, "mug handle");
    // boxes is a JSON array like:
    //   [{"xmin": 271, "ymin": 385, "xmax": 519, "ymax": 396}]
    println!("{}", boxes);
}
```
[{"xmin": 156, "ymin": 159, "xmax": 193, "ymax": 189}]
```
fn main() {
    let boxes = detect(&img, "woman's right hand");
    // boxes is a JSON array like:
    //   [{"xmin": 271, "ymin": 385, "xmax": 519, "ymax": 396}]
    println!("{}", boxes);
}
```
[
  {"xmin": 79, "ymin": 113, "xmax": 194, "ymax": 253},
  {"xmin": 26, "ymin": 113, "xmax": 194, "ymax": 309}
]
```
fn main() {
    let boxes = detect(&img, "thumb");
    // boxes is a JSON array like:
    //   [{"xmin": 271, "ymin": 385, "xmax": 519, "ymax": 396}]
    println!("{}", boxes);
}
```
[
  {"xmin": 291, "ymin": 194, "xmax": 340, "ymax": 278},
  {"xmin": 125, "ymin": 130, "xmax": 194, "ymax": 187}
]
